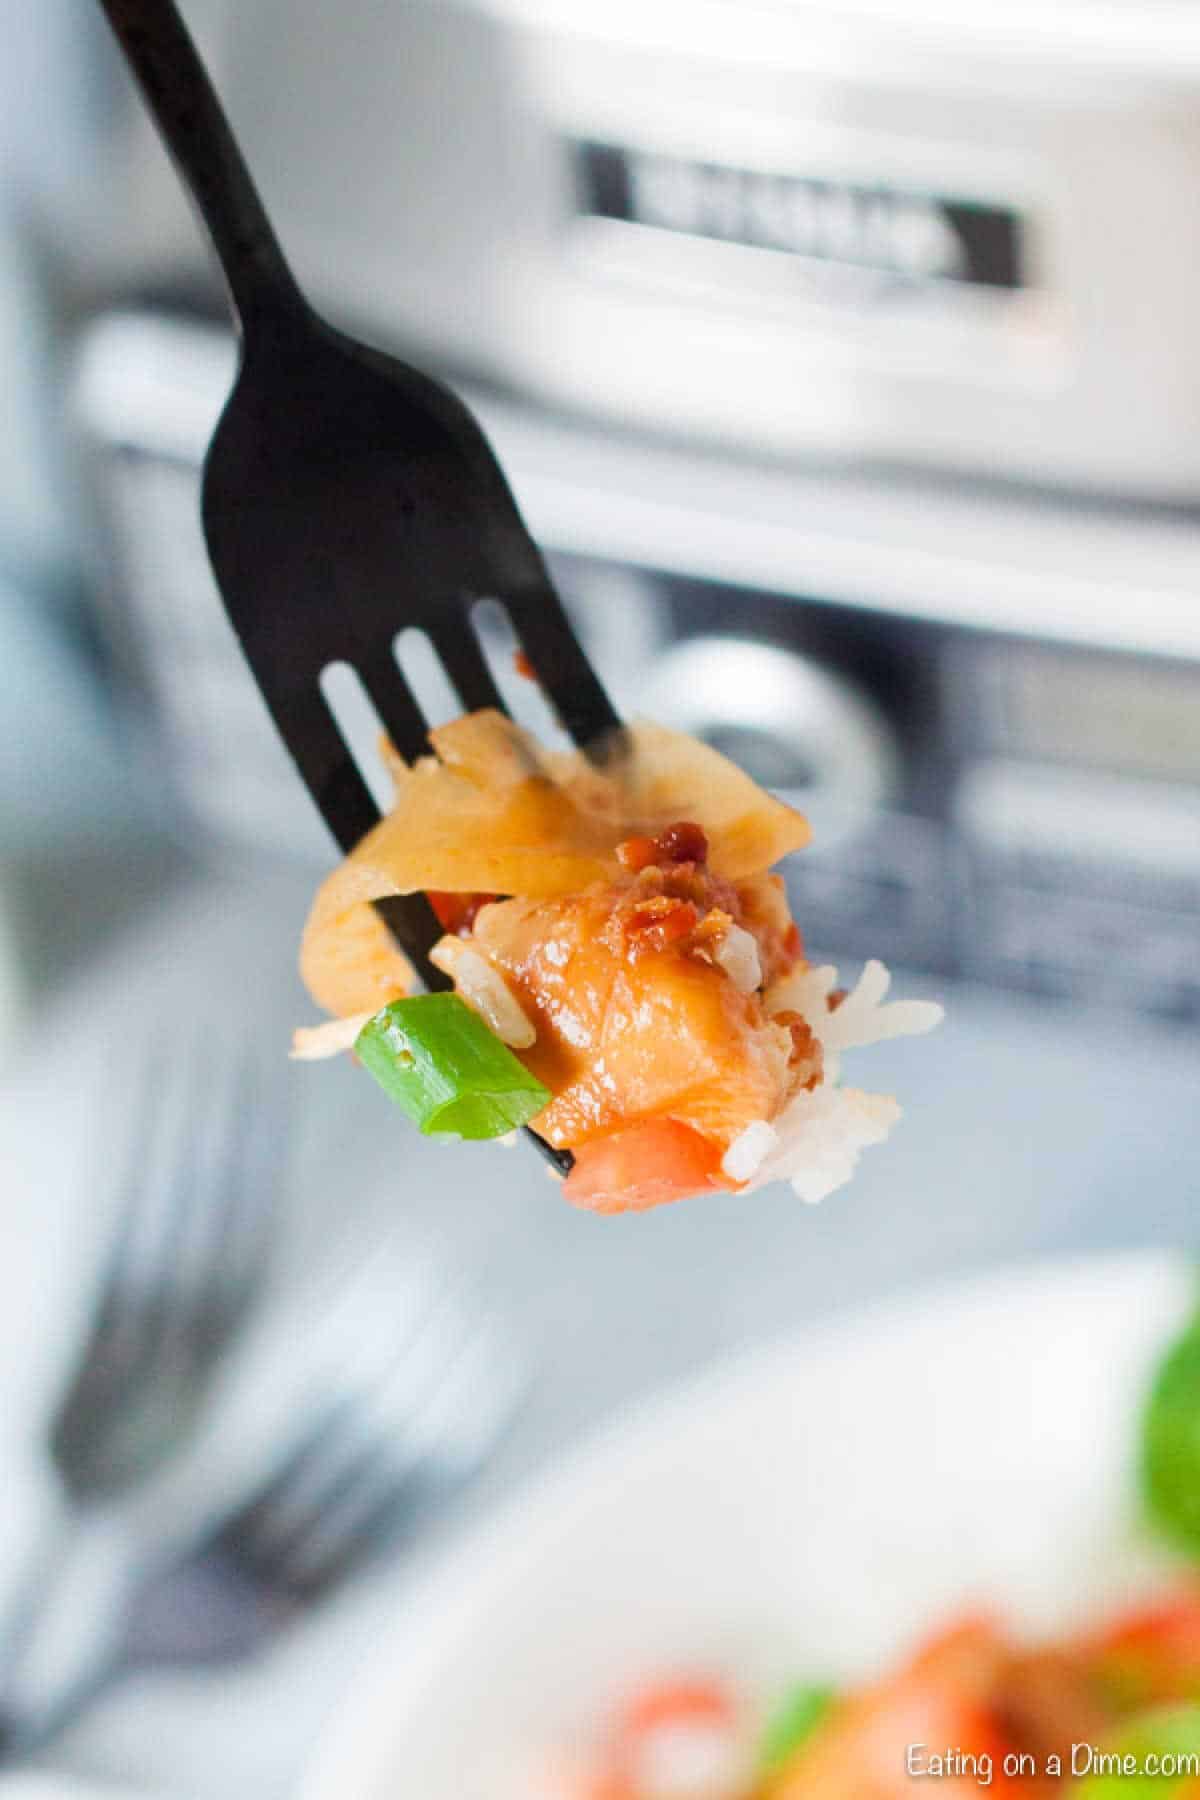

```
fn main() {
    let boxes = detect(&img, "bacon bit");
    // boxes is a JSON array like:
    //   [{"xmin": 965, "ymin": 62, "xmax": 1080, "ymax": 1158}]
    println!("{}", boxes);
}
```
[
  {"xmin": 605, "ymin": 859, "xmax": 744, "ymax": 960},
  {"xmin": 827, "ymin": 987, "xmax": 848, "ymax": 1012},
  {"xmin": 616, "ymin": 822, "xmax": 709, "ymax": 874},
  {"xmin": 691, "ymin": 907, "xmax": 733, "ymax": 947},
  {"xmin": 427, "ymin": 891, "xmax": 496, "ymax": 936},
  {"xmin": 625, "ymin": 895, "xmax": 699, "ymax": 953},
  {"xmin": 512, "ymin": 648, "xmax": 538, "ymax": 682},
  {"xmin": 773, "ymin": 1010, "xmax": 824, "ymax": 1089},
  {"xmin": 992, "ymin": 1649, "xmax": 1111, "ymax": 1768},
  {"xmin": 616, "ymin": 835, "xmax": 659, "ymax": 874},
  {"xmin": 656, "ymin": 821, "xmax": 709, "ymax": 865}
]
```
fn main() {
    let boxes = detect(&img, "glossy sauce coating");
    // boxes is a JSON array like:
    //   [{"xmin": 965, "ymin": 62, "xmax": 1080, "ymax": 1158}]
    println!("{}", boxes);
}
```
[{"xmin": 465, "ymin": 835, "xmax": 803, "ymax": 1153}]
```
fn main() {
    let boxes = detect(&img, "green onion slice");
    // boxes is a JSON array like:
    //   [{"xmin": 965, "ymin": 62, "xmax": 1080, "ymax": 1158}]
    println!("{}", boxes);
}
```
[
  {"xmin": 355, "ymin": 993, "xmax": 551, "ymax": 1140},
  {"xmin": 757, "ymin": 1682, "xmax": 836, "ymax": 1776},
  {"xmin": 1143, "ymin": 1306, "xmax": 1200, "ymax": 1555},
  {"xmin": 1078, "ymin": 1706, "xmax": 1200, "ymax": 1795}
]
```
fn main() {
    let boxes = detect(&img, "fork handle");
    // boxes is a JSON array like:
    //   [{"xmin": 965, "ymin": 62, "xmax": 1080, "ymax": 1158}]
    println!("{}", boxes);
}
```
[
  {"xmin": 97, "ymin": 0, "xmax": 307, "ymax": 334},
  {"xmin": 0, "ymin": 1498, "xmax": 142, "ymax": 1756}
]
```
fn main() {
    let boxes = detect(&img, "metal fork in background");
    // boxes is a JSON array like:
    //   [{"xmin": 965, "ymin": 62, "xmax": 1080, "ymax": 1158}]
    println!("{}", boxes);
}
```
[
  {"xmin": 0, "ymin": 1246, "xmax": 522, "ymax": 1747},
  {"xmin": 201, "ymin": 1265, "xmax": 523, "ymax": 1610},
  {"xmin": 0, "ymin": 1037, "xmax": 282, "ymax": 1751}
]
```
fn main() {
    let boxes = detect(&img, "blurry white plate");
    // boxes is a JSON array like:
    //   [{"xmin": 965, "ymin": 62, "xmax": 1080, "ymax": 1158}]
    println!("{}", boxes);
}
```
[{"xmin": 301, "ymin": 1252, "xmax": 1191, "ymax": 1799}]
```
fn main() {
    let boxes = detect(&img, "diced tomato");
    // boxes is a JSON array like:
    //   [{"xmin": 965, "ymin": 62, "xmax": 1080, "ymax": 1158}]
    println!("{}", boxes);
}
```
[
  {"xmin": 617, "ymin": 1678, "xmax": 737, "ymax": 1742},
  {"xmin": 767, "ymin": 1615, "xmax": 1018, "ymax": 1797},
  {"xmin": 655, "ymin": 822, "xmax": 709, "ymax": 865},
  {"xmin": 1089, "ymin": 1592, "xmax": 1200, "ymax": 1709},
  {"xmin": 549, "ymin": 1689, "xmax": 737, "ymax": 1800},
  {"xmin": 906, "ymin": 1612, "xmax": 1009, "ymax": 1690},
  {"xmin": 624, "ymin": 897, "xmax": 699, "ymax": 953},
  {"xmin": 563, "ymin": 1120, "xmax": 733, "ymax": 1215},
  {"xmin": 603, "ymin": 1677, "xmax": 743, "ymax": 1800},
  {"xmin": 427, "ymin": 890, "xmax": 496, "ymax": 936},
  {"xmin": 616, "ymin": 835, "xmax": 660, "ymax": 874},
  {"xmin": 615, "ymin": 823, "xmax": 709, "ymax": 874}
]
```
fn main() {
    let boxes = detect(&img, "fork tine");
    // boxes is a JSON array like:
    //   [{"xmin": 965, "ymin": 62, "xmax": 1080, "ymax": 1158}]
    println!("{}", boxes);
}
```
[
  {"xmin": 50, "ymin": 1037, "xmax": 237, "ymax": 1484},
  {"xmin": 152, "ymin": 1046, "xmax": 232, "ymax": 1341},
  {"xmin": 324, "ymin": 644, "xmax": 449, "ymax": 967},
  {"xmin": 371, "ymin": 894, "xmax": 448, "ymax": 981},
  {"xmin": 427, "ymin": 616, "xmax": 508, "ymax": 716},
  {"xmin": 222, "ymin": 1282, "xmax": 469, "ymax": 1572},
  {"xmin": 216, "ymin": 1399, "xmax": 408, "ymax": 1593},
  {"xmin": 97, "ymin": 1047, "xmax": 200, "ymax": 1344},
  {"xmin": 246, "ymin": 1355, "xmax": 443, "ymax": 1550},
  {"xmin": 48, "ymin": 1082, "xmax": 167, "ymax": 1459},
  {"xmin": 262, "ymin": 1441, "xmax": 400, "ymax": 1593},
  {"xmin": 226, "ymin": 1409, "xmax": 408, "ymax": 1593},
  {"xmin": 357, "ymin": 645, "xmax": 430, "ymax": 764},
  {"xmin": 217, "ymin": 1400, "xmax": 349, "ymax": 1552},
  {"xmin": 385, "ymin": 1307, "xmax": 525, "ymax": 1478},
  {"xmin": 184, "ymin": 1046, "xmax": 282, "ymax": 1357},
  {"xmin": 216, "ymin": 1051, "xmax": 286, "ymax": 1310},
  {"xmin": 87, "ymin": 1062, "xmax": 171, "ymax": 1321},
  {"xmin": 276, "ymin": 684, "xmax": 382, "ymax": 855},
  {"xmin": 108, "ymin": 1041, "xmax": 260, "ymax": 1397},
  {"xmin": 288, "ymin": 1487, "xmax": 409, "ymax": 1595},
  {"xmin": 270, "ymin": 1444, "xmax": 413, "ymax": 1595},
  {"xmin": 265, "ymin": 1311, "xmax": 518, "ymax": 1593},
  {"xmin": 503, "ymin": 583, "xmax": 621, "ymax": 752}
]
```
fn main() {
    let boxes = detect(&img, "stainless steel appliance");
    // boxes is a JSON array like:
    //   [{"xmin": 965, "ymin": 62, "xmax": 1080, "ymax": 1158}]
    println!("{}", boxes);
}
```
[
  {"xmin": 75, "ymin": 307, "xmax": 1200, "ymax": 1019},
  {"xmin": 98, "ymin": 0, "xmax": 1200, "ymax": 497}
]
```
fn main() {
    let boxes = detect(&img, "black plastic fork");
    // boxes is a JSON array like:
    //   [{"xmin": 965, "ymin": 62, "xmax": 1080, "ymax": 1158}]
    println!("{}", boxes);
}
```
[{"xmin": 99, "ymin": 0, "xmax": 622, "ymax": 1171}]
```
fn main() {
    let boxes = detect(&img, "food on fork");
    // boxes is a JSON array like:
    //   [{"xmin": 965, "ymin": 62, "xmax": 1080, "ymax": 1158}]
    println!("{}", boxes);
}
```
[{"xmin": 293, "ymin": 711, "xmax": 942, "ymax": 1211}]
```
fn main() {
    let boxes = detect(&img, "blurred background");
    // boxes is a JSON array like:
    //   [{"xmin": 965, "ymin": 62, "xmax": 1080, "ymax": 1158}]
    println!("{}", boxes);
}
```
[{"xmin": 1, "ymin": 0, "xmax": 1199, "ymax": 1793}]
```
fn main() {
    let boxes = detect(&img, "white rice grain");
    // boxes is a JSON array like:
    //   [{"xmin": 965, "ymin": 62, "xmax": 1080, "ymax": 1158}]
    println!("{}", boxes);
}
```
[
  {"xmin": 765, "ymin": 963, "xmax": 838, "ymax": 1035},
  {"xmin": 821, "ymin": 959, "xmax": 944, "ymax": 1054},
  {"xmin": 712, "ymin": 923, "xmax": 762, "ymax": 995},
  {"xmin": 765, "ymin": 958, "xmax": 943, "ymax": 1054},
  {"xmin": 430, "ymin": 936, "xmax": 537, "ymax": 1049},
  {"xmin": 721, "ymin": 1118, "xmax": 779, "ymax": 1183},
  {"xmin": 745, "ymin": 1085, "xmax": 902, "ymax": 1204}
]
